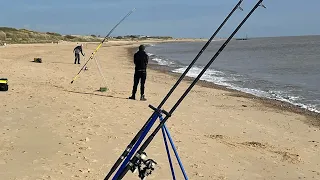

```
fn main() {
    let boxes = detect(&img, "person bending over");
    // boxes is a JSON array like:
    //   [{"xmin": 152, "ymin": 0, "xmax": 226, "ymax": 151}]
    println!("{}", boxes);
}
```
[{"xmin": 73, "ymin": 44, "xmax": 85, "ymax": 64}]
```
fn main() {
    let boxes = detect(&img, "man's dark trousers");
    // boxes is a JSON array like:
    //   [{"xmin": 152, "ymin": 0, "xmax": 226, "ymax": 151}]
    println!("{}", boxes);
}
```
[
  {"xmin": 132, "ymin": 70, "xmax": 146, "ymax": 98},
  {"xmin": 74, "ymin": 53, "xmax": 80, "ymax": 64}
]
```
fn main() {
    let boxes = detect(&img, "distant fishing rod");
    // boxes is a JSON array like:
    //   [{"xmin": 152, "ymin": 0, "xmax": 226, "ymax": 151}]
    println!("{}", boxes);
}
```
[
  {"xmin": 113, "ymin": 0, "xmax": 266, "ymax": 179},
  {"xmin": 103, "ymin": 1, "xmax": 243, "ymax": 179},
  {"xmin": 70, "ymin": 8, "xmax": 136, "ymax": 84}
]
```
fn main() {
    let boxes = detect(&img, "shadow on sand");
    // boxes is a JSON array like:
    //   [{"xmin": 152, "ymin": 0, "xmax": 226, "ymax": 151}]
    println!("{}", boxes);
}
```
[{"xmin": 64, "ymin": 89, "xmax": 129, "ymax": 100}]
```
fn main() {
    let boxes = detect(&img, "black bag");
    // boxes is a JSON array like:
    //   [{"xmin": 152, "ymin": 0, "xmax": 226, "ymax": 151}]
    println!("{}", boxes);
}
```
[
  {"xmin": 0, "ymin": 78, "xmax": 8, "ymax": 91},
  {"xmin": 34, "ymin": 58, "xmax": 42, "ymax": 63}
]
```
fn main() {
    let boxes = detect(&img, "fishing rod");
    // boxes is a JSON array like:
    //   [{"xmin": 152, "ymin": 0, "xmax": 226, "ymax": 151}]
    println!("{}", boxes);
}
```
[
  {"xmin": 113, "ymin": 0, "xmax": 266, "ymax": 179},
  {"xmin": 70, "ymin": 8, "xmax": 136, "ymax": 84},
  {"xmin": 103, "ymin": 1, "xmax": 244, "ymax": 179}
]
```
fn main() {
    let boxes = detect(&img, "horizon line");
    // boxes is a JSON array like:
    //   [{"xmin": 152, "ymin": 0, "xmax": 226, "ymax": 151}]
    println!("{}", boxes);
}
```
[{"xmin": 1, "ymin": 26, "xmax": 320, "ymax": 40}]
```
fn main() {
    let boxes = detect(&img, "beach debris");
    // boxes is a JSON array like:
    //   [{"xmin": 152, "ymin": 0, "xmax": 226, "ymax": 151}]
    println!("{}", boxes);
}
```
[
  {"xmin": 79, "ymin": 168, "xmax": 91, "ymax": 173},
  {"xmin": 196, "ymin": 172, "xmax": 205, "ymax": 177},
  {"xmin": 79, "ymin": 137, "xmax": 90, "ymax": 142},
  {"xmin": 308, "ymin": 140, "xmax": 319, "ymax": 143},
  {"xmin": 33, "ymin": 57, "xmax": 42, "ymax": 63},
  {"xmin": 99, "ymin": 87, "xmax": 108, "ymax": 92},
  {"xmin": 311, "ymin": 171, "xmax": 320, "ymax": 176}
]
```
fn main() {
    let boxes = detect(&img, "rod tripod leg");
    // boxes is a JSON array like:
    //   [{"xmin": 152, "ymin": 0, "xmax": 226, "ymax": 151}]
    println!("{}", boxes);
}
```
[
  {"xmin": 161, "ymin": 125, "xmax": 176, "ymax": 180},
  {"xmin": 159, "ymin": 115, "xmax": 189, "ymax": 180},
  {"xmin": 94, "ymin": 56, "xmax": 108, "ymax": 89}
]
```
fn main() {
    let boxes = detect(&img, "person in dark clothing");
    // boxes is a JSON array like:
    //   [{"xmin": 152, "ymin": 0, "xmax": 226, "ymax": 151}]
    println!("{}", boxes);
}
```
[
  {"xmin": 129, "ymin": 45, "xmax": 149, "ymax": 101},
  {"xmin": 73, "ymin": 44, "xmax": 85, "ymax": 64}
]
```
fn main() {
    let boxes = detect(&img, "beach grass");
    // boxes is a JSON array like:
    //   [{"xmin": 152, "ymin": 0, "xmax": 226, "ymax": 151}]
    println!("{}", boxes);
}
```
[{"xmin": 0, "ymin": 27, "xmax": 102, "ymax": 44}]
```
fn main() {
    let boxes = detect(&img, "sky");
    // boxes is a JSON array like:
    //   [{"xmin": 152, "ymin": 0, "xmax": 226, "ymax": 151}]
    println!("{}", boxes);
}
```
[{"xmin": 0, "ymin": 0, "xmax": 319, "ymax": 38}]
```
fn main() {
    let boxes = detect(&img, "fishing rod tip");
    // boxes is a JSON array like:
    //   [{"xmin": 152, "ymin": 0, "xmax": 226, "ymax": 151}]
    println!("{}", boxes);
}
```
[
  {"xmin": 260, "ymin": 5, "xmax": 266, "ymax": 8},
  {"xmin": 259, "ymin": 3, "xmax": 267, "ymax": 8}
]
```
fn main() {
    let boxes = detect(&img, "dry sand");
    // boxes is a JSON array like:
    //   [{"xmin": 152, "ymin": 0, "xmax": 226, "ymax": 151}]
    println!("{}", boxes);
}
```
[{"xmin": 0, "ymin": 40, "xmax": 319, "ymax": 180}]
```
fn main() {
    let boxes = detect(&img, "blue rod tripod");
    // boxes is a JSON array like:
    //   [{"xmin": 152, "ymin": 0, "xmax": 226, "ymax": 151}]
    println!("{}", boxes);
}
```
[
  {"xmin": 158, "ymin": 114, "xmax": 188, "ymax": 180},
  {"xmin": 111, "ymin": 107, "xmax": 188, "ymax": 180},
  {"xmin": 111, "ymin": 109, "xmax": 188, "ymax": 180}
]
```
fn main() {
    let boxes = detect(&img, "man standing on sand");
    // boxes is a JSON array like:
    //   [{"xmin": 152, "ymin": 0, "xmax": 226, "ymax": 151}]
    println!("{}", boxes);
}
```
[
  {"xmin": 73, "ymin": 44, "xmax": 85, "ymax": 64},
  {"xmin": 129, "ymin": 45, "xmax": 149, "ymax": 101}
]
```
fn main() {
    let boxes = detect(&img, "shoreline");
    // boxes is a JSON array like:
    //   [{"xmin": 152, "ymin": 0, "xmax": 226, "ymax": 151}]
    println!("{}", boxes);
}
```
[{"xmin": 127, "ymin": 45, "xmax": 320, "ymax": 125}]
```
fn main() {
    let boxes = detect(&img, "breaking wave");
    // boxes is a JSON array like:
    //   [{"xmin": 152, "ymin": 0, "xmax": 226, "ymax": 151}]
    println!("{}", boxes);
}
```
[{"xmin": 148, "ymin": 53, "xmax": 320, "ymax": 114}]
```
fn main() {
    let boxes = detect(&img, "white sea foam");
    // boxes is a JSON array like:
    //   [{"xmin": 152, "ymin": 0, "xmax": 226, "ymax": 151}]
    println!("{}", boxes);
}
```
[
  {"xmin": 172, "ymin": 66, "xmax": 230, "ymax": 86},
  {"xmin": 149, "ymin": 55, "xmax": 176, "ymax": 66},
  {"xmin": 172, "ymin": 66, "xmax": 320, "ymax": 114},
  {"xmin": 153, "ymin": 58, "xmax": 175, "ymax": 66}
]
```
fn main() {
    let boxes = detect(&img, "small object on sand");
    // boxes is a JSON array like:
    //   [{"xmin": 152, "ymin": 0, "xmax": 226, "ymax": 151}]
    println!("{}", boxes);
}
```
[
  {"xmin": 0, "ymin": 78, "xmax": 8, "ymax": 91},
  {"xmin": 242, "ymin": 104, "xmax": 248, "ymax": 107},
  {"xmin": 99, "ymin": 87, "xmax": 108, "ymax": 92},
  {"xmin": 84, "ymin": 67, "xmax": 88, "ymax": 71},
  {"xmin": 33, "ymin": 58, "xmax": 42, "ymax": 63}
]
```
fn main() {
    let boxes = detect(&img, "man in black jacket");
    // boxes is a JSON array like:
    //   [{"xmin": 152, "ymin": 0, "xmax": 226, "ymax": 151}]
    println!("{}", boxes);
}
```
[
  {"xmin": 129, "ymin": 45, "xmax": 149, "ymax": 101},
  {"xmin": 73, "ymin": 44, "xmax": 85, "ymax": 64}
]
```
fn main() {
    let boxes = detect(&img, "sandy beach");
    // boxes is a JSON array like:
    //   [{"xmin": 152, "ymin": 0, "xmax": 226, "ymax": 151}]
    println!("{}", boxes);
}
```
[{"xmin": 0, "ymin": 41, "xmax": 319, "ymax": 180}]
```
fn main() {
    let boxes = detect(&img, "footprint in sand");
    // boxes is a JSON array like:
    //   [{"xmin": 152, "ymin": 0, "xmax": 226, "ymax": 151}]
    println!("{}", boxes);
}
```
[
  {"xmin": 240, "ymin": 141, "xmax": 301, "ymax": 164},
  {"xmin": 241, "ymin": 141, "xmax": 267, "ymax": 149},
  {"xmin": 204, "ymin": 134, "xmax": 302, "ymax": 164},
  {"xmin": 272, "ymin": 150, "xmax": 301, "ymax": 164},
  {"xmin": 205, "ymin": 134, "xmax": 224, "ymax": 139}
]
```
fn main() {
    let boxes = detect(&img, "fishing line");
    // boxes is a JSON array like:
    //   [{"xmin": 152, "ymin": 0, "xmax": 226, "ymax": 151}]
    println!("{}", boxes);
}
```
[{"xmin": 71, "ymin": 8, "xmax": 136, "ymax": 84}]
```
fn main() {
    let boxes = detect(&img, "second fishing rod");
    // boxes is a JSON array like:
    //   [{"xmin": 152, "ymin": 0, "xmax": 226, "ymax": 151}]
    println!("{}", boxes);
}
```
[
  {"xmin": 103, "ymin": 1, "xmax": 244, "ymax": 179},
  {"xmin": 114, "ymin": 0, "xmax": 265, "ymax": 179},
  {"xmin": 70, "ymin": 8, "xmax": 135, "ymax": 84}
]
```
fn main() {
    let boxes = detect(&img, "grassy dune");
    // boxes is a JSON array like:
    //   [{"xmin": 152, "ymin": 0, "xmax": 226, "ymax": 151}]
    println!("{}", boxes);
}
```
[{"xmin": 0, "ymin": 27, "xmax": 102, "ymax": 45}]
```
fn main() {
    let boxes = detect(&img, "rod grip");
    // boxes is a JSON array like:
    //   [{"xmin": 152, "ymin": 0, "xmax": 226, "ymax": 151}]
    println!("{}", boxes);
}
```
[{"xmin": 116, "ymin": 164, "xmax": 131, "ymax": 180}]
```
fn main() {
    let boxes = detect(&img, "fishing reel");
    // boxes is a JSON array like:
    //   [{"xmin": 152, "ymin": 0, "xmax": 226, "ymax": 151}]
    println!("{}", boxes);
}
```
[{"xmin": 130, "ymin": 152, "xmax": 157, "ymax": 180}]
